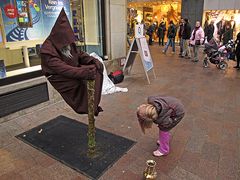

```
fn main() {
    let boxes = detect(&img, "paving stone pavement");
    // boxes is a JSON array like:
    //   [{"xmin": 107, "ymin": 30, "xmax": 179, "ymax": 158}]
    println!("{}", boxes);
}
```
[{"xmin": 0, "ymin": 44, "xmax": 240, "ymax": 180}]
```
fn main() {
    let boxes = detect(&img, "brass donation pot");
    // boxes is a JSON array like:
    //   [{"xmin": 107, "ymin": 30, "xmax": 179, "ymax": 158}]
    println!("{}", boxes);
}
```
[{"xmin": 143, "ymin": 160, "xmax": 157, "ymax": 180}]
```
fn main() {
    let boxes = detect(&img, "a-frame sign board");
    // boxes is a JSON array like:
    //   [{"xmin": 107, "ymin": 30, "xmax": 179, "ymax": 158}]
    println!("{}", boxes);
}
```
[{"xmin": 123, "ymin": 37, "xmax": 156, "ymax": 84}]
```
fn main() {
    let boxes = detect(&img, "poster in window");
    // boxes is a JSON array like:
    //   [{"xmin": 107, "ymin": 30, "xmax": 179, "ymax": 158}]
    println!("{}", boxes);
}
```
[
  {"xmin": 0, "ymin": 0, "xmax": 71, "ymax": 42},
  {"xmin": 14, "ymin": 0, "xmax": 33, "ymax": 27}
]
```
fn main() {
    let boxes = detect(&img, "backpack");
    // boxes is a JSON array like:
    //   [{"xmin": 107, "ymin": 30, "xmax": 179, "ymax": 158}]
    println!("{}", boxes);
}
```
[{"xmin": 108, "ymin": 70, "xmax": 124, "ymax": 84}]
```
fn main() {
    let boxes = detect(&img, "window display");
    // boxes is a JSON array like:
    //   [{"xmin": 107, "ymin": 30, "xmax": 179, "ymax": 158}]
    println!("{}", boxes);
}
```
[
  {"xmin": 0, "ymin": 0, "xmax": 104, "ymax": 82},
  {"xmin": 14, "ymin": 0, "xmax": 33, "ymax": 28},
  {"xmin": 203, "ymin": 10, "xmax": 240, "ymax": 41}
]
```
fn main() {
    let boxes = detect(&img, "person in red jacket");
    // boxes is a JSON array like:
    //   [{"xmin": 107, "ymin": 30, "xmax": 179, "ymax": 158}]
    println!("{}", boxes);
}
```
[
  {"xmin": 41, "ymin": 9, "xmax": 103, "ymax": 116},
  {"xmin": 137, "ymin": 96, "xmax": 185, "ymax": 157}
]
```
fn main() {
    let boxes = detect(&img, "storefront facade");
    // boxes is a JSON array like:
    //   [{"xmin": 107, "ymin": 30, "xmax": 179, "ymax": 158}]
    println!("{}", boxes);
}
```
[
  {"xmin": 0, "ymin": 0, "xmax": 127, "ymax": 121},
  {"xmin": 127, "ymin": 0, "xmax": 240, "ymax": 41},
  {"xmin": 203, "ymin": 0, "xmax": 240, "ymax": 40},
  {"xmin": 0, "ymin": 0, "xmax": 105, "ymax": 79}
]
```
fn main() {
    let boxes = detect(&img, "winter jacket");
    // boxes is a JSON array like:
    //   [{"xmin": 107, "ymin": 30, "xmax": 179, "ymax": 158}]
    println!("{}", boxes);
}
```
[
  {"xmin": 204, "ymin": 24, "xmax": 215, "ymax": 42},
  {"xmin": 147, "ymin": 25, "xmax": 154, "ymax": 36},
  {"xmin": 236, "ymin": 32, "xmax": 240, "ymax": 57},
  {"xmin": 182, "ymin": 23, "xmax": 191, "ymax": 40},
  {"xmin": 190, "ymin": 27, "xmax": 205, "ymax": 46},
  {"xmin": 178, "ymin": 24, "xmax": 184, "ymax": 38},
  {"xmin": 157, "ymin": 24, "xmax": 166, "ymax": 38},
  {"xmin": 167, "ymin": 25, "xmax": 176, "ymax": 38},
  {"xmin": 222, "ymin": 28, "xmax": 233, "ymax": 45},
  {"xmin": 148, "ymin": 96, "xmax": 185, "ymax": 131}
]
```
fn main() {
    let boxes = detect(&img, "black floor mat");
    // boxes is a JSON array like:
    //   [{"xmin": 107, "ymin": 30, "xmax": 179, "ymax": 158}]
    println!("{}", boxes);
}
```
[{"xmin": 16, "ymin": 115, "xmax": 136, "ymax": 179}]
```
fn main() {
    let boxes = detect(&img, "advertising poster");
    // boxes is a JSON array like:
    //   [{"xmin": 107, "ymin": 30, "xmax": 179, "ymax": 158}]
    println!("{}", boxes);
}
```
[
  {"xmin": 41, "ymin": 0, "xmax": 71, "ymax": 37},
  {"xmin": 0, "ymin": 0, "xmax": 71, "ymax": 42},
  {"xmin": 135, "ymin": 24, "xmax": 144, "ymax": 38},
  {"xmin": 139, "ymin": 37, "xmax": 153, "ymax": 72}
]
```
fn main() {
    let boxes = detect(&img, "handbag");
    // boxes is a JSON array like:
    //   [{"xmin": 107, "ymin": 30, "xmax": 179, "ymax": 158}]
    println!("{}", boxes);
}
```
[
  {"xmin": 195, "ymin": 40, "xmax": 201, "ymax": 45},
  {"xmin": 108, "ymin": 70, "xmax": 124, "ymax": 84}
]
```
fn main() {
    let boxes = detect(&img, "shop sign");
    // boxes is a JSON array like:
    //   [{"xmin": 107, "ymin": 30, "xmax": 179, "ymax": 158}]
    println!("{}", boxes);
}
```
[
  {"xmin": 4, "ymin": 4, "xmax": 17, "ymax": 19},
  {"xmin": 135, "ymin": 24, "xmax": 144, "ymax": 38}
]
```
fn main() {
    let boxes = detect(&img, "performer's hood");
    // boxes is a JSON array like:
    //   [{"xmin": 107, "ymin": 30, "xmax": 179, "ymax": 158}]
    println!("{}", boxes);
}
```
[{"xmin": 49, "ymin": 8, "xmax": 75, "ymax": 50}]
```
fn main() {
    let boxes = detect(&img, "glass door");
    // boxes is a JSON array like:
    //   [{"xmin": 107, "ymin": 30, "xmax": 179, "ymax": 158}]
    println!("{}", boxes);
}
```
[
  {"xmin": 71, "ymin": 0, "xmax": 86, "ymax": 52},
  {"xmin": 71, "ymin": 0, "xmax": 104, "ymax": 56}
]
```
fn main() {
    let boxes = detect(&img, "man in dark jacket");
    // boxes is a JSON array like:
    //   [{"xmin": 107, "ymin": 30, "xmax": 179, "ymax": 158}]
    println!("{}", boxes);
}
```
[
  {"xmin": 40, "ymin": 9, "xmax": 103, "ymax": 116},
  {"xmin": 234, "ymin": 32, "xmax": 240, "ymax": 69},
  {"xmin": 222, "ymin": 24, "xmax": 233, "ymax": 45},
  {"xmin": 181, "ymin": 18, "xmax": 191, "ymax": 59},
  {"xmin": 157, "ymin": 22, "xmax": 166, "ymax": 46},
  {"xmin": 217, "ymin": 18, "xmax": 226, "ymax": 42},
  {"xmin": 178, "ymin": 18, "xmax": 184, "ymax": 55},
  {"xmin": 204, "ymin": 20, "xmax": 215, "ymax": 42},
  {"xmin": 147, "ymin": 23, "xmax": 155, "ymax": 45},
  {"xmin": 163, "ymin": 21, "xmax": 176, "ymax": 54}
]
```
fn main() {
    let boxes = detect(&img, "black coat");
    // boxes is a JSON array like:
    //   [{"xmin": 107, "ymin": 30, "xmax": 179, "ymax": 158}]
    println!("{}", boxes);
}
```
[
  {"xmin": 157, "ymin": 24, "xmax": 166, "ymax": 38},
  {"xmin": 182, "ymin": 23, "xmax": 191, "ymax": 40},
  {"xmin": 222, "ymin": 28, "xmax": 233, "ymax": 45},
  {"xmin": 204, "ymin": 24, "xmax": 215, "ymax": 42},
  {"xmin": 167, "ymin": 25, "xmax": 176, "ymax": 38},
  {"xmin": 236, "ymin": 32, "xmax": 240, "ymax": 57},
  {"xmin": 178, "ymin": 24, "xmax": 184, "ymax": 38}
]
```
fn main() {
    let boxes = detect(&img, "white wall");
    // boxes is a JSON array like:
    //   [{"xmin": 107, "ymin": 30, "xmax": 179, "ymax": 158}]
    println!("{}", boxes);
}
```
[
  {"xmin": 204, "ymin": 0, "xmax": 240, "ymax": 10},
  {"xmin": 105, "ymin": 0, "xmax": 127, "ymax": 60}
]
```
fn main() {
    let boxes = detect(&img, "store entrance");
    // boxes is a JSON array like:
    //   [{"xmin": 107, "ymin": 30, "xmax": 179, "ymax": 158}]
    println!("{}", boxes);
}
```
[{"xmin": 127, "ymin": 0, "xmax": 182, "ymax": 43}]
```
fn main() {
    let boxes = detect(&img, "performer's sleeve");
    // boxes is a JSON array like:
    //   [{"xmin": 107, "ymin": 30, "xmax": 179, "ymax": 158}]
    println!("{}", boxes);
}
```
[
  {"xmin": 45, "ymin": 55, "xmax": 96, "ymax": 80},
  {"xmin": 78, "ymin": 51, "xmax": 103, "ymax": 72},
  {"xmin": 78, "ymin": 51, "xmax": 96, "ymax": 65}
]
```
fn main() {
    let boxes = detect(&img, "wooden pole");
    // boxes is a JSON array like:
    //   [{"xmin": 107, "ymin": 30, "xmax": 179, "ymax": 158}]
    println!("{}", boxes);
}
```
[{"xmin": 87, "ymin": 80, "xmax": 96, "ymax": 156}]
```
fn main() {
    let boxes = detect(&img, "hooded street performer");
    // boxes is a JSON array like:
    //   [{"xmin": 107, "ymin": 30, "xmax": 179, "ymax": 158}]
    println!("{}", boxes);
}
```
[{"xmin": 40, "ymin": 9, "xmax": 103, "ymax": 116}]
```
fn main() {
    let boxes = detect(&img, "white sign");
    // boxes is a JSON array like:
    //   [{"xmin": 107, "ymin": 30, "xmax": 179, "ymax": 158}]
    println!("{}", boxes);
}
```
[
  {"xmin": 123, "ymin": 37, "xmax": 156, "ymax": 84},
  {"xmin": 139, "ymin": 38, "xmax": 153, "ymax": 72},
  {"xmin": 135, "ymin": 24, "xmax": 144, "ymax": 38}
]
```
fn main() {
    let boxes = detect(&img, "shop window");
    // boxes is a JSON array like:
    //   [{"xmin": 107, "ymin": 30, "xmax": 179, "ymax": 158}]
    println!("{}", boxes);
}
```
[
  {"xmin": 0, "ymin": 0, "xmax": 105, "ymax": 85},
  {"xmin": 203, "ymin": 10, "xmax": 240, "ymax": 41},
  {"xmin": 127, "ymin": 1, "xmax": 182, "ymax": 42}
]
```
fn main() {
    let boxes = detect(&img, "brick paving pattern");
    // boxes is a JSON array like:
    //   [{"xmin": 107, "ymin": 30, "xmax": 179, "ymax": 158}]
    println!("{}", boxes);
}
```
[{"xmin": 0, "ymin": 44, "xmax": 240, "ymax": 180}]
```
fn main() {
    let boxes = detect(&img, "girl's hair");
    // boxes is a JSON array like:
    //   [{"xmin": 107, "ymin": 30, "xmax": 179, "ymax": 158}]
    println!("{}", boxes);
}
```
[{"xmin": 137, "ymin": 104, "xmax": 158, "ymax": 133}]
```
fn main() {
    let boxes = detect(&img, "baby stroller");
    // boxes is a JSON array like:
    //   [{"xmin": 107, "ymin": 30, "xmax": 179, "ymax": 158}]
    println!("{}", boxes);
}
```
[{"xmin": 203, "ymin": 38, "xmax": 234, "ymax": 70}]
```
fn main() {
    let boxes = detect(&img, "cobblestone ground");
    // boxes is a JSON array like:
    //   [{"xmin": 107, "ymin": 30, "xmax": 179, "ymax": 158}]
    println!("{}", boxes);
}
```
[{"xmin": 0, "ymin": 44, "xmax": 240, "ymax": 180}]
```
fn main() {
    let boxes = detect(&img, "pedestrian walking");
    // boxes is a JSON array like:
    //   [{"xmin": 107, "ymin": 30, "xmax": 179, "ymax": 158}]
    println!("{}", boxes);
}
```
[
  {"xmin": 234, "ymin": 32, "xmax": 240, "ymax": 70},
  {"xmin": 137, "ymin": 95, "xmax": 185, "ymax": 157},
  {"xmin": 204, "ymin": 20, "xmax": 215, "ymax": 42},
  {"xmin": 147, "ymin": 23, "xmax": 154, "ymax": 45},
  {"xmin": 222, "ymin": 24, "xmax": 233, "ymax": 45},
  {"xmin": 178, "ymin": 18, "xmax": 184, "ymax": 56},
  {"xmin": 190, "ymin": 21, "xmax": 205, "ymax": 62},
  {"xmin": 181, "ymin": 18, "xmax": 192, "ymax": 59},
  {"xmin": 163, "ymin": 21, "xmax": 176, "ymax": 54},
  {"xmin": 157, "ymin": 22, "xmax": 166, "ymax": 46}
]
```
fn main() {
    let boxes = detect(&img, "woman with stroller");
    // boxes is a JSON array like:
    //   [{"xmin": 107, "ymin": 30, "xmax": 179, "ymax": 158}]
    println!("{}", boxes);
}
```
[{"xmin": 190, "ymin": 21, "xmax": 205, "ymax": 62}]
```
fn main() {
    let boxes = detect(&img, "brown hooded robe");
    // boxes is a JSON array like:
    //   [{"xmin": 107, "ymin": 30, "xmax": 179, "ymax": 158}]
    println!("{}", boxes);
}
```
[{"xmin": 40, "ymin": 9, "xmax": 103, "ymax": 116}]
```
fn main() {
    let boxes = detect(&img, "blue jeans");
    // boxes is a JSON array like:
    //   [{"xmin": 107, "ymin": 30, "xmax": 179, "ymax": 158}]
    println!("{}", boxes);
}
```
[
  {"xmin": 164, "ymin": 38, "xmax": 175, "ymax": 52},
  {"xmin": 179, "ymin": 37, "xmax": 183, "ymax": 54}
]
